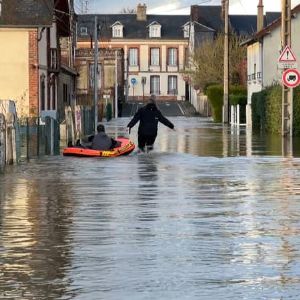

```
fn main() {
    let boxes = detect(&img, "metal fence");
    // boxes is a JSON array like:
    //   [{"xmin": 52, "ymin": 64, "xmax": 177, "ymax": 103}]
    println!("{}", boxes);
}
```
[{"xmin": 17, "ymin": 117, "xmax": 60, "ymax": 161}]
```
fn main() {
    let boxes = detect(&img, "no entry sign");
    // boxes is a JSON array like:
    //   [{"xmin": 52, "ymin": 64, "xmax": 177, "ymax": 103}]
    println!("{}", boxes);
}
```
[{"xmin": 282, "ymin": 69, "xmax": 300, "ymax": 88}]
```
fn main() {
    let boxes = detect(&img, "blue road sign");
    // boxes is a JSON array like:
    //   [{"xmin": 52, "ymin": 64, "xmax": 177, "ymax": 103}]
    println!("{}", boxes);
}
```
[{"xmin": 131, "ymin": 78, "xmax": 137, "ymax": 85}]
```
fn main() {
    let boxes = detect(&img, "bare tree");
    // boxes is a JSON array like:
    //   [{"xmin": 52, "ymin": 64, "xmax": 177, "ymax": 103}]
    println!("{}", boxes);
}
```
[
  {"xmin": 186, "ymin": 32, "xmax": 247, "ymax": 90},
  {"xmin": 120, "ymin": 7, "xmax": 136, "ymax": 14}
]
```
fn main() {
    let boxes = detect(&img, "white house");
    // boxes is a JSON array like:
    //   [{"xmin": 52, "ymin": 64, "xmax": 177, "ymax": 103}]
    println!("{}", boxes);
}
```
[{"xmin": 245, "ymin": 3, "xmax": 300, "ymax": 126}]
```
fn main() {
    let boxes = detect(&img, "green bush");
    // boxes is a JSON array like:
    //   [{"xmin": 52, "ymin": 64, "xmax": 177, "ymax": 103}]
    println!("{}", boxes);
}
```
[
  {"xmin": 251, "ymin": 85, "xmax": 300, "ymax": 135},
  {"xmin": 293, "ymin": 86, "xmax": 300, "ymax": 136},
  {"xmin": 265, "ymin": 85, "xmax": 281, "ymax": 134},
  {"xmin": 206, "ymin": 84, "xmax": 223, "ymax": 122},
  {"xmin": 206, "ymin": 84, "xmax": 247, "ymax": 122},
  {"xmin": 230, "ymin": 85, "xmax": 247, "ymax": 96},
  {"xmin": 229, "ymin": 94, "xmax": 247, "ymax": 106},
  {"xmin": 251, "ymin": 90, "xmax": 267, "ymax": 131}
]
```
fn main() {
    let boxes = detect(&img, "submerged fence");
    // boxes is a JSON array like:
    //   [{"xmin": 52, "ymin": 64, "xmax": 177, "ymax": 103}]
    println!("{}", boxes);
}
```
[
  {"xmin": 17, "ymin": 117, "xmax": 60, "ymax": 160},
  {"xmin": 1, "ymin": 102, "xmax": 98, "ymax": 166}
]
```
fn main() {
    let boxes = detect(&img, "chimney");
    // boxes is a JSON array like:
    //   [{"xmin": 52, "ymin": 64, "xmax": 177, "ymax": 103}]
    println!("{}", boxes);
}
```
[
  {"xmin": 137, "ymin": 3, "xmax": 147, "ymax": 21},
  {"xmin": 257, "ymin": 0, "xmax": 264, "ymax": 32},
  {"xmin": 191, "ymin": 5, "xmax": 199, "ymax": 22}
]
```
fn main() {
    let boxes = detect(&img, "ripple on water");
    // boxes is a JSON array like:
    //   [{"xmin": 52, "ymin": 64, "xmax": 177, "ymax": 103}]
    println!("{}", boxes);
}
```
[{"xmin": 1, "ymin": 119, "xmax": 300, "ymax": 299}]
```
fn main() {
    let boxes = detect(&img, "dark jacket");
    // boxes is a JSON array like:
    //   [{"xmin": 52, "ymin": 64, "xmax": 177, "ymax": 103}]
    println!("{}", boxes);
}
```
[
  {"xmin": 127, "ymin": 103, "xmax": 174, "ymax": 136},
  {"xmin": 91, "ymin": 132, "xmax": 117, "ymax": 150}
]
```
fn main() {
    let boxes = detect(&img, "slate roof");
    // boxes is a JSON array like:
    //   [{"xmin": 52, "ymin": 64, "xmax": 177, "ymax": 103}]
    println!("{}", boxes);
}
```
[
  {"xmin": 77, "ymin": 14, "xmax": 190, "ymax": 40},
  {"xmin": 0, "ymin": 0, "xmax": 53, "ymax": 27},
  {"xmin": 191, "ymin": 5, "xmax": 280, "ymax": 36},
  {"xmin": 241, "ymin": 4, "xmax": 300, "ymax": 46}
]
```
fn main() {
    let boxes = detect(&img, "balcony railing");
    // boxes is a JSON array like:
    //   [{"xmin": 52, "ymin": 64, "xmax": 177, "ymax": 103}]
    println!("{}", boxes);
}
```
[
  {"xmin": 248, "ymin": 72, "xmax": 262, "ymax": 82},
  {"xmin": 257, "ymin": 72, "xmax": 262, "ymax": 79}
]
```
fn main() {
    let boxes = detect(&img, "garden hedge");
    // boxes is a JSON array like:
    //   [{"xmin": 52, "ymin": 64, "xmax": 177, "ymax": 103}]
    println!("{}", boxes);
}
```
[
  {"xmin": 251, "ymin": 85, "xmax": 300, "ymax": 135},
  {"xmin": 206, "ymin": 84, "xmax": 247, "ymax": 122}
]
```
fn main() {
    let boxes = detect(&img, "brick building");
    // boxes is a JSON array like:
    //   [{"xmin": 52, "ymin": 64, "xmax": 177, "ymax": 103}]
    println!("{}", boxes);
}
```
[{"xmin": 0, "ymin": 0, "xmax": 77, "ymax": 121}]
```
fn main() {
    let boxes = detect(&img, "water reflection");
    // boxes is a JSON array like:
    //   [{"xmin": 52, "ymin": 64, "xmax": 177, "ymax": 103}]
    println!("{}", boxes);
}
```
[{"xmin": 0, "ymin": 163, "xmax": 75, "ymax": 299}]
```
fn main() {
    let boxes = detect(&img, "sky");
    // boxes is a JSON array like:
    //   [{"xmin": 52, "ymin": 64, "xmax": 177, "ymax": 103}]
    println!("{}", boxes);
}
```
[{"xmin": 75, "ymin": 0, "xmax": 300, "ymax": 15}]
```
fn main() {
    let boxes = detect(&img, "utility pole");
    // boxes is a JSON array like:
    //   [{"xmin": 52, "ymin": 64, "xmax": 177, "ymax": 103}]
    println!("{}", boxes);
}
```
[
  {"xmin": 125, "ymin": 52, "xmax": 129, "ymax": 102},
  {"xmin": 281, "ymin": 0, "xmax": 292, "ymax": 137},
  {"xmin": 115, "ymin": 50, "xmax": 118, "ymax": 118},
  {"xmin": 94, "ymin": 16, "xmax": 98, "ymax": 133},
  {"xmin": 281, "ymin": 0, "xmax": 293, "ymax": 157},
  {"xmin": 223, "ymin": 0, "xmax": 229, "ymax": 124}
]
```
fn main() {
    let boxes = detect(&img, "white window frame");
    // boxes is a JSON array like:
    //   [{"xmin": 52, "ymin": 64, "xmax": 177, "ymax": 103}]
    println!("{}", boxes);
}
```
[
  {"xmin": 168, "ymin": 75, "xmax": 178, "ymax": 95},
  {"xmin": 149, "ymin": 24, "xmax": 161, "ymax": 38},
  {"xmin": 168, "ymin": 48, "xmax": 178, "ymax": 66},
  {"xmin": 150, "ymin": 75, "xmax": 160, "ymax": 95},
  {"xmin": 112, "ymin": 24, "xmax": 123, "ymax": 38},
  {"xmin": 150, "ymin": 48, "xmax": 160, "ymax": 66},
  {"xmin": 129, "ymin": 48, "xmax": 138, "ymax": 66}
]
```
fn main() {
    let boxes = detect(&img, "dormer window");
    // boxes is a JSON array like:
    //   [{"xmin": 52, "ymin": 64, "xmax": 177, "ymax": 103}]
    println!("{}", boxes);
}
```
[
  {"xmin": 148, "ymin": 21, "xmax": 161, "ymax": 38},
  {"xmin": 183, "ymin": 22, "xmax": 190, "ymax": 38},
  {"xmin": 111, "ymin": 21, "xmax": 124, "ymax": 38},
  {"xmin": 80, "ymin": 26, "xmax": 88, "ymax": 36}
]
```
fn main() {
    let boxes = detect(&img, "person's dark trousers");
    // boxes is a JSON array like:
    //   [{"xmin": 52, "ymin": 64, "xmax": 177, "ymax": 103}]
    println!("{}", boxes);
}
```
[{"xmin": 138, "ymin": 134, "xmax": 157, "ymax": 151}]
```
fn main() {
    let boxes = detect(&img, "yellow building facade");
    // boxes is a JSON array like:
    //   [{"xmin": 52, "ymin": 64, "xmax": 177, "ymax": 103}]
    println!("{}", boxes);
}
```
[{"xmin": 0, "ymin": 29, "xmax": 30, "ymax": 116}]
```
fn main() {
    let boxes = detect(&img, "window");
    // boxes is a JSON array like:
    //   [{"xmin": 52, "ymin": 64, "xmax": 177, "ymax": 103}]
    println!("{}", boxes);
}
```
[
  {"xmin": 168, "ymin": 48, "xmax": 178, "ymax": 66},
  {"xmin": 150, "ymin": 76, "xmax": 160, "ymax": 95},
  {"xmin": 150, "ymin": 48, "xmax": 160, "ymax": 66},
  {"xmin": 80, "ymin": 26, "xmax": 88, "ymax": 35},
  {"xmin": 112, "ymin": 23, "xmax": 123, "ymax": 38},
  {"xmin": 129, "ymin": 48, "xmax": 138, "ymax": 66},
  {"xmin": 50, "ymin": 48, "xmax": 58, "ymax": 70},
  {"xmin": 40, "ymin": 75, "xmax": 46, "ymax": 111},
  {"xmin": 184, "ymin": 47, "xmax": 189, "ymax": 67},
  {"xmin": 89, "ymin": 63, "xmax": 101, "ymax": 89},
  {"xmin": 168, "ymin": 76, "xmax": 178, "ymax": 95},
  {"xmin": 63, "ymin": 84, "xmax": 70, "ymax": 105},
  {"xmin": 49, "ymin": 74, "xmax": 56, "ymax": 110},
  {"xmin": 113, "ymin": 27, "xmax": 123, "ymax": 37},
  {"xmin": 148, "ymin": 22, "xmax": 161, "ymax": 38}
]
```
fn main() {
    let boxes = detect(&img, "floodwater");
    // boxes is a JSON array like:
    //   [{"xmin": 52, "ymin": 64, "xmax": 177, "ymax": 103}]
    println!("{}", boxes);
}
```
[{"xmin": 1, "ymin": 117, "xmax": 300, "ymax": 300}]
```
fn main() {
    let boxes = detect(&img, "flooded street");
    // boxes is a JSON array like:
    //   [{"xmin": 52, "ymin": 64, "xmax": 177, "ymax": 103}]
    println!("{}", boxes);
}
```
[{"xmin": 1, "ymin": 117, "xmax": 300, "ymax": 300}]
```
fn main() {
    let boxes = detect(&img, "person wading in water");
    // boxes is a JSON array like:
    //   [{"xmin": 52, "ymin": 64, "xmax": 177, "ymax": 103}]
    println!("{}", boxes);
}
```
[{"xmin": 127, "ymin": 94, "xmax": 175, "ymax": 152}]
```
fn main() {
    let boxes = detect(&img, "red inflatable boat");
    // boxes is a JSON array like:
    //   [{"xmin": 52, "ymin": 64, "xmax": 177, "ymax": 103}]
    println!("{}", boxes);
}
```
[{"xmin": 63, "ymin": 137, "xmax": 135, "ymax": 157}]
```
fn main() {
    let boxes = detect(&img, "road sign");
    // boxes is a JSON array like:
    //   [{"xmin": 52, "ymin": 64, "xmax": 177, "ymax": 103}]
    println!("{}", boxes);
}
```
[
  {"xmin": 278, "ymin": 45, "xmax": 298, "ymax": 69},
  {"xmin": 282, "ymin": 68, "xmax": 300, "ymax": 88},
  {"xmin": 131, "ymin": 77, "xmax": 137, "ymax": 85}
]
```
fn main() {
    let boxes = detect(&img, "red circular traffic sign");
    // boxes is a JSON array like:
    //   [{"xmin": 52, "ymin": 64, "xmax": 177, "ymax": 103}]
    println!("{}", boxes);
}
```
[{"xmin": 282, "ymin": 69, "xmax": 300, "ymax": 88}]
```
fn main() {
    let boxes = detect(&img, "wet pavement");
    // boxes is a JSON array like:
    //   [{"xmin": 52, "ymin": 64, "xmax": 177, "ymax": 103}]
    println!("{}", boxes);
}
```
[{"xmin": 1, "ymin": 117, "xmax": 300, "ymax": 300}]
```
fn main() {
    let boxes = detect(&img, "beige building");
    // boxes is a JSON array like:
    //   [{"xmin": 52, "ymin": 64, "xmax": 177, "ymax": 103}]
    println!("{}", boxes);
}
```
[
  {"xmin": 0, "ymin": 0, "xmax": 76, "ymax": 121},
  {"xmin": 77, "ymin": 4, "xmax": 190, "ymax": 102}
]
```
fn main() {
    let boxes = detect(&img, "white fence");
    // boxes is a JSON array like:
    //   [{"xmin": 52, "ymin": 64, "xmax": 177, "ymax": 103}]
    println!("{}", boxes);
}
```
[{"xmin": 0, "ymin": 100, "xmax": 17, "ymax": 165}]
